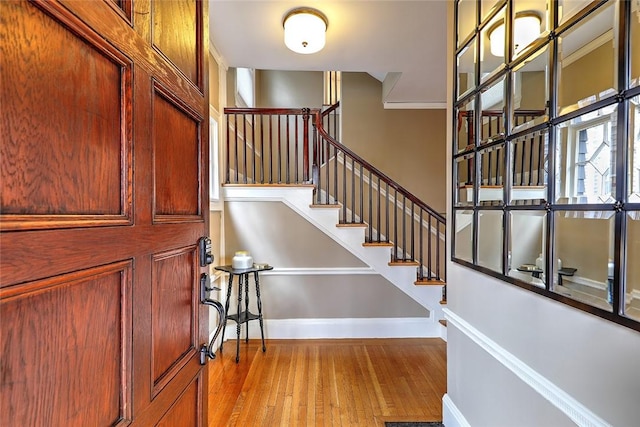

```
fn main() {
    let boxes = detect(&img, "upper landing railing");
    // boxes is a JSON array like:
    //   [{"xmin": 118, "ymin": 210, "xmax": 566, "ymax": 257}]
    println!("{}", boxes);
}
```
[{"xmin": 224, "ymin": 103, "xmax": 446, "ymax": 283}]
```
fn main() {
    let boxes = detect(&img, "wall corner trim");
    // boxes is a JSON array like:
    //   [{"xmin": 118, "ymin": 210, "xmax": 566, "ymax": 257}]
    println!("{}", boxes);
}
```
[
  {"xmin": 443, "ymin": 308, "xmax": 611, "ymax": 427},
  {"xmin": 442, "ymin": 393, "xmax": 471, "ymax": 427}
]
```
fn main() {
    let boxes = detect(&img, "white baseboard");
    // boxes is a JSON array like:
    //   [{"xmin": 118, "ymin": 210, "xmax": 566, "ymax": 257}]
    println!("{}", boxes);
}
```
[
  {"xmin": 443, "ymin": 308, "xmax": 610, "ymax": 427},
  {"xmin": 443, "ymin": 393, "xmax": 471, "ymax": 427},
  {"xmin": 221, "ymin": 317, "xmax": 444, "ymax": 340}
]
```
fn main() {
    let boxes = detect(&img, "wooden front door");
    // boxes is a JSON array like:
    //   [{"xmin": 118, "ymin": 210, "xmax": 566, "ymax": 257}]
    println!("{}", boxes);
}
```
[{"xmin": 0, "ymin": 1, "xmax": 210, "ymax": 425}]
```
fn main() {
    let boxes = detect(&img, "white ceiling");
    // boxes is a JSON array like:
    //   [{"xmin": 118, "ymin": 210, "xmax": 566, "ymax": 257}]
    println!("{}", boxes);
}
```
[{"xmin": 209, "ymin": 0, "xmax": 448, "ymax": 106}]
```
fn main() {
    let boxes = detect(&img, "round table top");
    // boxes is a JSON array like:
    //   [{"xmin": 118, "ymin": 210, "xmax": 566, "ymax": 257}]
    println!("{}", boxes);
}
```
[{"xmin": 215, "ymin": 264, "xmax": 273, "ymax": 274}]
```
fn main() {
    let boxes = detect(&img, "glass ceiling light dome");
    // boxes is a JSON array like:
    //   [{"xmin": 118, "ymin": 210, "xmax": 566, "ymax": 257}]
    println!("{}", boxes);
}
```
[
  {"xmin": 283, "ymin": 7, "xmax": 328, "ymax": 54},
  {"xmin": 489, "ymin": 12, "xmax": 541, "ymax": 57}
]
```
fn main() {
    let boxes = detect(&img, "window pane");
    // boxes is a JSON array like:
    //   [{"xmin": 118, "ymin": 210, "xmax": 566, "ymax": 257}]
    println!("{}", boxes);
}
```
[
  {"xmin": 480, "ymin": 77, "xmax": 505, "ymax": 143},
  {"xmin": 479, "ymin": 145, "xmax": 505, "ymax": 206},
  {"xmin": 508, "ymin": 211, "xmax": 546, "ymax": 288},
  {"xmin": 457, "ymin": 0, "xmax": 477, "ymax": 47},
  {"xmin": 456, "ymin": 98, "xmax": 476, "ymax": 152},
  {"xmin": 557, "ymin": 1, "xmax": 617, "ymax": 115},
  {"xmin": 512, "ymin": 45, "xmax": 549, "ymax": 132},
  {"xmin": 454, "ymin": 209, "xmax": 474, "ymax": 263},
  {"xmin": 514, "ymin": 0, "xmax": 549, "ymax": 59},
  {"xmin": 626, "ymin": 211, "xmax": 640, "ymax": 321},
  {"xmin": 456, "ymin": 155, "xmax": 475, "ymax": 206},
  {"xmin": 481, "ymin": 7, "xmax": 506, "ymax": 80},
  {"xmin": 457, "ymin": 39, "xmax": 477, "ymax": 99},
  {"xmin": 630, "ymin": 96, "xmax": 640, "ymax": 203},
  {"xmin": 511, "ymin": 129, "xmax": 548, "ymax": 205},
  {"xmin": 478, "ymin": 210, "xmax": 503, "ymax": 272},
  {"xmin": 481, "ymin": 0, "xmax": 500, "ymax": 21},
  {"xmin": 507, "ymin": 211, "xmax": 546, "ymax": 287},
  {"xmin": 558, "ymin": 0, "xmax": 592, "ymax": 26},
  {"xmin": 555, "ymin": 106, "xmax": 617, "ymax": 204},
  {"xmin": 553, "ymin": 210, "xmax": 615, "ymax": 311}
]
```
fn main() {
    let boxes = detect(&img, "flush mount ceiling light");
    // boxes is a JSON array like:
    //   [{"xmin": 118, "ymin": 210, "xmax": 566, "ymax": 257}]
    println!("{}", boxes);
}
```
[
  {"xmin": 283, "ymin": 7, "xmax": 328, "ymax": 54},
  {"xmin": 488, "ymin": 12, "xmax": 541, "ymax": 57}
]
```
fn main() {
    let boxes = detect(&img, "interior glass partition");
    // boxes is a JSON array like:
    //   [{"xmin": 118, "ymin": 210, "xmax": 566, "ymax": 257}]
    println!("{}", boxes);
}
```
[{"xmin": 452, "ymin": 0, "xmax": 640, "ymax": 331}]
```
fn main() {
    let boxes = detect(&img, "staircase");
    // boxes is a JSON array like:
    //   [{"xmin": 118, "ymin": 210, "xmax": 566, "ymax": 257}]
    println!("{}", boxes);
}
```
[{"xmin": 223, "ymin": 103, "xmax": 447, "ymax": 329}]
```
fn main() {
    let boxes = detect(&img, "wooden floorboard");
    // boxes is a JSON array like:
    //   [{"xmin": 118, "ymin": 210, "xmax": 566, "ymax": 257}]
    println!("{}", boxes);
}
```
[{"xmin": 208, "ymin": 338, "xmax": 447, "ymax": 426}]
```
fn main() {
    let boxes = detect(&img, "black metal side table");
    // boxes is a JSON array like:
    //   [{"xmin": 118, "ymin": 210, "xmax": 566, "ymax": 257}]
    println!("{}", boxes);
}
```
[{"xmin": 214, "ymin": 264, "xmax": 272, "ymax": 362}]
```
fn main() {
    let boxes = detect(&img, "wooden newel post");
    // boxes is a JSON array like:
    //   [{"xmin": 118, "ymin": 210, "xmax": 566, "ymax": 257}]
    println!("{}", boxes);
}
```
[{"xmin": 312, "ymin": 110, "xmax": 321, "ymax": 188}]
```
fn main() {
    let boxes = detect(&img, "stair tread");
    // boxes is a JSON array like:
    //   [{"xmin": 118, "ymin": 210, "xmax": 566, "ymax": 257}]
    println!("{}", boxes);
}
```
[
  {"xmin": 363, "ymin": 241, "xmax": 394, "ymax": 247},
  {"xmin": 439, "ymin": 320, "xmax": 447, "ymax": 327},
  {"xmin": 337, "ymin": 223, "xmax": 367, "ymax": 228},
  {"xmin": 310, "ymin": 204, "xmax": 341, "ymax": 209},
  {"xmin": 388, "ymin": 260, "xmax": 420, "ymax": 266},
  {"xmin": 439, "ymin": 299, "xmax": 447, "ymax": 305},
  {"xmin": 414, "ymin": 279, "xmax": 446, "ymax": 286}
]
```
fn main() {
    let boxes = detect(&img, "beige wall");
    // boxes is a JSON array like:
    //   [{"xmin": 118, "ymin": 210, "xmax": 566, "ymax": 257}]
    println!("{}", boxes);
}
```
[
  {"xmin": 560, "ymin": 41, "xmax": 614, "ymax": 110},
  {"xmin": 226, "ymin": 67, "xmax": 236, "ymax": 106},
  {"xmin": 256, "ymin": 70, "xmax": 323, "ymax": 108},
  {"xmin": 519, "ymin": 70, "xmax": 545, "ymax": 111},
  {"xmin": 341, "ymin": 72, "xmax": 447, "ymax": 213}
]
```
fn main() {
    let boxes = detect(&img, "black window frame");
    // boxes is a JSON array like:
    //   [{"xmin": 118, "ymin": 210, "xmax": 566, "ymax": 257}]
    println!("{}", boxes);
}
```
[{"xmin": 451, "ymin": 0, "xmax": 640, "ymax": 331}]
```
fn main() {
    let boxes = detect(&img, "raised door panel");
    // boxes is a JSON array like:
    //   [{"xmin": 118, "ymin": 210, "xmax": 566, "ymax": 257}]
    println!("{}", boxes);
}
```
[
  {"xmin": 0, "ymin": 0, "xmax": 132, "ymax": 231},
  {"xmin": 152, "ymin": 247, "xmax": 198, "ymax": 396},
  {"xmin": 156, "ymin": 373, "xmax": 203, "ymax": 427},
  {"xmin": 153, "ymin": 84, "xmax": 202, "ymax": 220},
  {"xmin": 0, "ymin": 262, "xmax": 133, "ymax": 426},
  {"xmin": 152, "ymin": 0, "xmax": 201, "ymax": 90}
]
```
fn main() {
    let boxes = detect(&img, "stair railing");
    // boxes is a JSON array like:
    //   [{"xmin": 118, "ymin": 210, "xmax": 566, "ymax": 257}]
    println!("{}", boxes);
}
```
[
  {"xmin": 312, "ymin": 104, "xmax": 446, "ymax": 283},
  {"xmin": 224, "ymin": 107, "xmax": 320, "ymax": 185},
  {"xmin": 223, "ymin": 103, "xmax": 446, "ymax": 283}
]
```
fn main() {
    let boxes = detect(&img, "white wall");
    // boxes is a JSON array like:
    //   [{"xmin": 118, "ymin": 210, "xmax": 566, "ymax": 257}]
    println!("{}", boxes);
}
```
[{"xmin": 445, "ymin": 264, "xmax": 640, "ymax": 427}]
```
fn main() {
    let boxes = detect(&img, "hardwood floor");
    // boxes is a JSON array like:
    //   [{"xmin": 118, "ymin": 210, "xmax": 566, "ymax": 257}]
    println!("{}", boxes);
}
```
[{"xmin": 208, "ymin": 338, "xmax": 447, "ymax": 426}]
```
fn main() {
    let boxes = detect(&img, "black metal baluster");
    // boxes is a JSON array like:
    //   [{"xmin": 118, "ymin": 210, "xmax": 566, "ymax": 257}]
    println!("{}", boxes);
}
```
[
  {"xmin": 377, "ymin": 176, "xmax": 381, "ymax": 243},
  {"xmin": 234, "ymin": 114, "xmax": 239, "ymax": 183},
  {"xmin": 251, "ymin": 114, "xmax": 256, "ymax": 182},
  {"xmin": 360, "ymin": 163, "xmax": 364, "ymax": 227},
  {"xmin": 402, "ymin": 194, "xmax": 406, "ymax": 261},
  {"xmin": 269, "ymin": 115, "xmax": 273, "ymax": 184},
  {"xmin": 342, "ymin": 152, "xmax": 347, "ymax": 222},
  {"xmin": 333, "ymin": 147, "xmax": 345, "ymax": 203},
  {"xmin": 277, "ymin": 116, "xmax": 282, "ymax": 183},
  {"xmin": 410, "ymin": 201, "xmax": 415, "ymax": 263},
  {"xmin": 385, "ymin": 182, "xmax": 390, "ymax": 244},
  {"xmin": 243, "ymin": 113, "xmax": 247, "ymax": 183},
  {"xmin": 367, "ymin": 169, "xmax": 372, "ymax": 239},
  {"xmin": 260, "ymin": 115, "xmax": 264, "ymax": 183},
  {"xmin": 295, "ymin": 115, "xmax": 299, "ymax": 183},
  {"xmin": 428, "ymin": 214, "xmax": 433, "ymax": 280},
  {"xmin": 419, "ymin": 209, "xmax": 424, "ymax": 280},
  {"xmin": 286, "ymin": 115, "xmax": 290, "ymax": 183},
  {"xmin": 351, "ymin": 158, "xmax": 355, "ymax": 223}
]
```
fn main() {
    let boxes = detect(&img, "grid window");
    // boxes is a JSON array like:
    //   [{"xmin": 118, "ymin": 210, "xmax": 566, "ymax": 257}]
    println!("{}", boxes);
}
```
[{"xmin": 452, "ymin": 0, "xmax": 640, "ymax": 331}]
